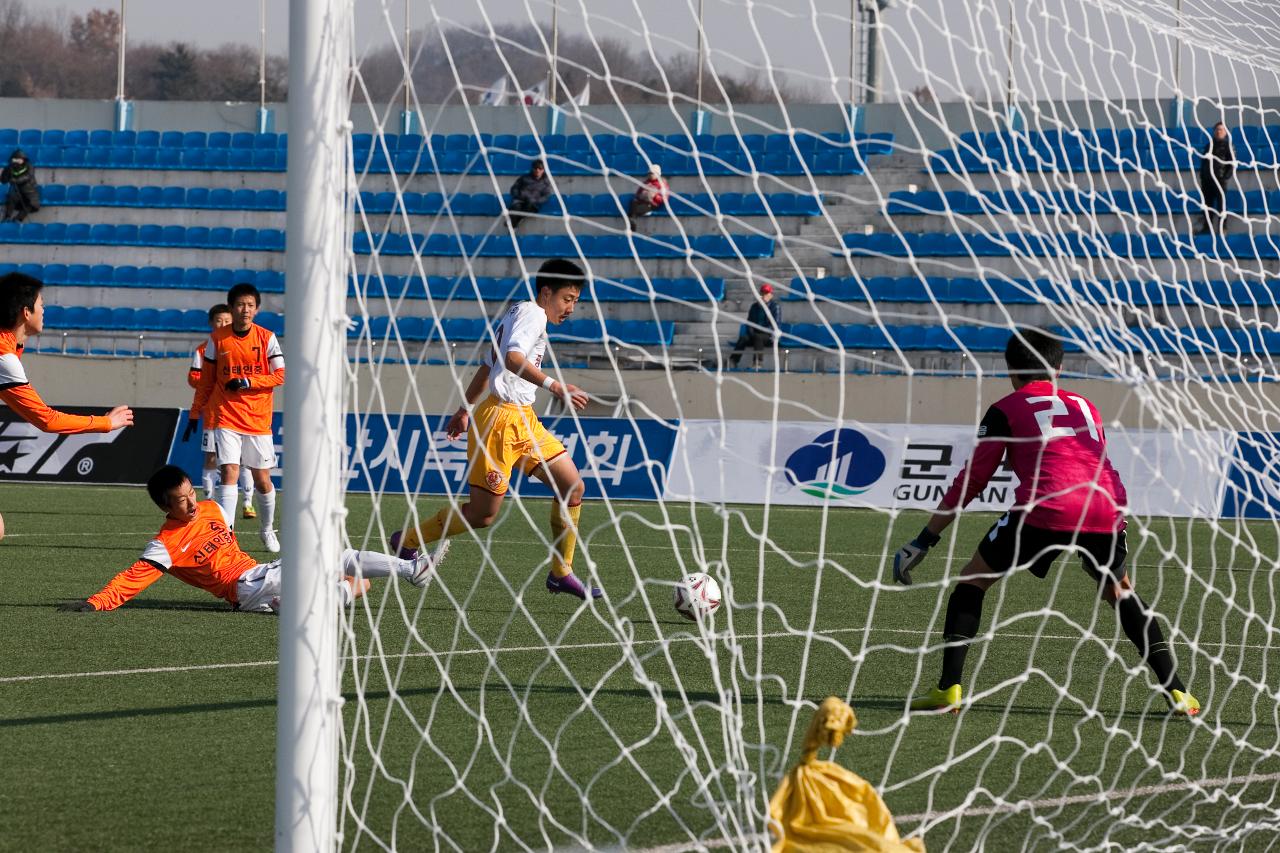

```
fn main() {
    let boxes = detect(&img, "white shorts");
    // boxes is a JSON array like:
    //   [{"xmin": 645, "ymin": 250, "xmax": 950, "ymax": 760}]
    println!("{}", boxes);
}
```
[
  {"xmin": 214, "ymin": 429, "xmax": 277, "ymax": 469},
  {"xmin": 236, "ymin": 560, "xmax": 281, "ymax": 613},
  {"xmin": 200, "ymin": 428, "xmax": 216, "ymax": 454}
]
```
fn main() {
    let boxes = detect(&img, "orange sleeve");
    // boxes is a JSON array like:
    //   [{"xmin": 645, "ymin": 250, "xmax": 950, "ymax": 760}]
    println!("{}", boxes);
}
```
[
  {"xmin": 249, "ymin": 365, "xmax": 285, "ymax": 390},
  {"xmin": 86, "ymin": 560, "xmax": 164, "ymax": 611},
  {"xmin": 0, "ymin": 384, "xmax": 110, "ymax": 434},
  {"xmin": 186, "ymin": 368, "xmax": 201, "ymax": 389},
  {"xmin": 191, "ymin": 354, "xmax": 217, "ymax": 418}
]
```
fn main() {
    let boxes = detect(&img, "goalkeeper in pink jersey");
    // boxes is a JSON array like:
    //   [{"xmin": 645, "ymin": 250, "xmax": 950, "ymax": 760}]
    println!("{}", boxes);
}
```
[{"xmin": 891, "ymin": 329, "xmax": 1199, "ymax": 716}]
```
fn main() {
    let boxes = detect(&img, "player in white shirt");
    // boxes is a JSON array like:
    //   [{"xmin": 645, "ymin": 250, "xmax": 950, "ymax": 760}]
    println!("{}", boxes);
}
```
[{"xmin": 392, "ymin": 259, "xmax": 599, "ymax": 600}]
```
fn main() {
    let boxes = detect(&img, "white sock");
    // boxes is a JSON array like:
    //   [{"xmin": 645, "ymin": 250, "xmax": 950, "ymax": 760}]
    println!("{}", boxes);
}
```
[
  {"xmin": 340, "ymin": 548, "xmax": 413, "ymax": 579},
  {"xmin": 240, "ymin": 467, "xmax": 254, "ymax": 506},
  {"xmin": 337, "ymin": 578, "xmax": 354, "ymax": 606},
  {"xmin": 256, "ymin": 488, "xmax": 277, "ymax": 532},
  {"xmin": 202, "ymin": 467, "xmax": 219, "ymax": 500},
  {"xmin": 217, "ymin": 485, "xmax": 238, "ymax": 527}
]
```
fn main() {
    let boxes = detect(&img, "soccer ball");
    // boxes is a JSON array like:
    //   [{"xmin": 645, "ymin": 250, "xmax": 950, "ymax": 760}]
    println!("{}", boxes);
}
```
[{"xmin": 674, "ymin": 572, "xmax": 722, "ymax": 621}]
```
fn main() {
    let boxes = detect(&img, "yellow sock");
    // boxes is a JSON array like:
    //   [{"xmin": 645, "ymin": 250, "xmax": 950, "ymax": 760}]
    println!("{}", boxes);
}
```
[
  {"xmin": 549, "ymin": 502, "xmax": 582, "ymax": 578},
  {"xmin": 400, "ymin": 507, "xmax": 468, "ymax": 551}
]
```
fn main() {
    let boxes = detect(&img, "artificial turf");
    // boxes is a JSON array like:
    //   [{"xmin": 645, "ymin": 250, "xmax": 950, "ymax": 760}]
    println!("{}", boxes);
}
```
[{"xmin": 3, "ymin": 482, "xmax": 1279, "ymax": 851}]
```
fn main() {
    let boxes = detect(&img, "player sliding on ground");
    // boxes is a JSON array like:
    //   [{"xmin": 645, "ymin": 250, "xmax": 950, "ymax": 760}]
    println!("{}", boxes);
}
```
[
  {"xmin": 892, "ymin": 329, "xmax": 1199, "ymax": 716},
  {"xmin": 0, "ymin": 272, "xmax": 134, "ymax": 541},
  {"xmin": 57, "ymin": 465, "xmax": 449, "ymax": 613},
  {"xmin": 391, "ymin": 258, "xmax": 600, "ymax": 601}
]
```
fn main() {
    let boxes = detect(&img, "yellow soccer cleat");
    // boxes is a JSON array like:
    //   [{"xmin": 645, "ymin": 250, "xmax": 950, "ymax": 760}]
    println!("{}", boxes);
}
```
[
  {"xmin": 242, "ymin": 504, "xmax": 257, "ymax": 520},
  {"xmin": 909, "ymin": 684, "xmax": 962, "ymax": 714},
  {"xmin": 1168, "ymin": 689, "xmax": 1200, "ymax": 717}
]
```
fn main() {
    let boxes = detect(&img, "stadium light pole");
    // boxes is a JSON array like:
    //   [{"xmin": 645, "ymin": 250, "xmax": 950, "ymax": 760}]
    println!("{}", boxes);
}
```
[
  {"xmin": 1172, "ymin": 0, "xmax": 1183, "ymax": 94},
  {"xmin": 549, "ymin": 0, "xmax": 559, "ymax": 106},
  {"xmin": 276, "ymin": 0, "xmax": 347, "ymax": 849},
  {"xmin": 113, "ymin": 0, "xmax": 130, "ymax": 131},
  {"xmin": 256, "ymin": 0, "xmax": 272, "ymax": 132},
  {"xmin": 848, "ymin": 0, "xmax": 856, "ymax": 106},
  {"xmin": 696, "ymin": 0, "xmax": 705, "ymax": 111}
]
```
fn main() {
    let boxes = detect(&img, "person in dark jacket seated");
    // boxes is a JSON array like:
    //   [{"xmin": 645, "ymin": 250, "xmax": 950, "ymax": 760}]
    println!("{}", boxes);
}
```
[
  {"xmin": 507, "ymin": 159, "xmax": 552, "ymax": 230},
  {"xmin": 1, "ymin": 149, "xmax": 40, "ymax": 223},
  {"xmin": 1198, "ymin": 122, "xmax": 1235, "ymax": 236},
  {"xmin": 729, "ymin": 283, "xmax": 782, "ymax": 369}
]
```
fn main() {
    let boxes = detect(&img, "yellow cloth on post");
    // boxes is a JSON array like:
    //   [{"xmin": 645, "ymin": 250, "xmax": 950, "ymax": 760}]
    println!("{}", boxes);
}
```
[{"xmin": 768, "ymin": 697, "xmax": 924, "ymax": 853}]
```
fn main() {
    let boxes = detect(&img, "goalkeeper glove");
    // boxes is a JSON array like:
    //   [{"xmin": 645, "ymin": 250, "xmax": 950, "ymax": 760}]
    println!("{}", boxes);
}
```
[
  {"xmin": 892, "ymin": 527, "xmax": 941, "ymax": 586},
  {"xmin": 225, "ymin": 378, "xmax": 251, "ymax": 393},
  {"xmin": 57, "ymin": 600, "xmax": 97, "ymax": 612},
  {"xmin": 182, "ymin": 418, "xmax": 199, "ymax": 441}
]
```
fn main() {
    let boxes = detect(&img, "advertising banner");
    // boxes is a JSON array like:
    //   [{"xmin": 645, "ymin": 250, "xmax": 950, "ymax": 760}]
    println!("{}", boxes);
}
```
[
  {"xmin": 169, "ymin": 411, "xmax": 678, "ymax": 500},
  {"xmin": 666, "ymin": 420, "xmax": 1233, "ymax": 518},
  {"xmin": 0, "ymin": 406, "xmax": 178, "ymax": 484}
]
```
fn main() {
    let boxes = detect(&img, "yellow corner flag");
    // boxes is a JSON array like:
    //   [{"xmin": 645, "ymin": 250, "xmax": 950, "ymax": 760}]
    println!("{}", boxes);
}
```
[{"xmin": 768, "ymin": 697, "xmax": 925, "ymax": 853}]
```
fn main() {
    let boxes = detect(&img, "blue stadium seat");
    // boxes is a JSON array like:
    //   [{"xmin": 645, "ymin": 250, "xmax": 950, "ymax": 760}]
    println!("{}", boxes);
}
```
[
  {"xmin": 85, "ymin": 306, "xmax": 112, "ymax": 328},
  {"xmin": 160, "ymin": 225, "xmax": 186, "ymax": 247},
  {"xmin": 259, "ymin": 190, "xmax": 285, "ymax": 210},
  {"xmin": 208, "ymin": 188, "xmax": 234, "ymax": 208},
  {"xmin": 139, "ymin": 224, "xmax": 163, "ymax": 245},
  {"xmin": 42, "ymin": 184, "xmax": 67, "ymax": 204},
  {"xmin": 62, "ymin": 307, "xmax": 90, "ymax": 328},
  {"xmin": 42, "ymin": 263, "xmax": 69, "ymax": 284},
  {"xmin": 115, "ymin": 185, "xmax": 139, "ymax": 206}
]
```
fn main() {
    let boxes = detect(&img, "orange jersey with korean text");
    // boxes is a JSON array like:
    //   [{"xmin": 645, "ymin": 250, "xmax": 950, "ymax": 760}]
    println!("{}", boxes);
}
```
[
  {"xmin": 86, "ymin": 501, "xmax": 259, "ymax": 611},
  {"xmin": 0, "ymin": 331, "xmax": 111, "ymax": 434},
  {"xmin": 190, "ymin": 323, "xmax": 284, "ymax": 435}
]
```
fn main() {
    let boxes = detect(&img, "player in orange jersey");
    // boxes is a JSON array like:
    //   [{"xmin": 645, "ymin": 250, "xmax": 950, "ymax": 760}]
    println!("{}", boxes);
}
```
[
  {"xmin": 0, "ymin": 272, "xmax": 134, "ymax": 540},
  {"xmin": 56, "ymin": 465, "xmax": 450, "ymax": 612},
  {"xmin": 190, "ymin": 283, "xmax": 285, "ymax": 554},
  {"xmin": 183, "ymin": 303, "xmax": 249, "ymax": 516}
]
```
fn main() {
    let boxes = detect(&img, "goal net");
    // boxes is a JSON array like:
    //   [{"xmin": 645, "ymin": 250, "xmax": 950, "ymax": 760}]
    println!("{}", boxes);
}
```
[{"xmin": 281, "ymin": 0, "xmax": 1280, "ymax": 849}]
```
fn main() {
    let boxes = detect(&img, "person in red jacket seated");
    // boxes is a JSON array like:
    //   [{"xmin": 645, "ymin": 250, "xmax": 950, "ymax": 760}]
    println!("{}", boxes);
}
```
[{"xmin": 627, "ymin": 163, "xmax": 669, "ymax": 230}]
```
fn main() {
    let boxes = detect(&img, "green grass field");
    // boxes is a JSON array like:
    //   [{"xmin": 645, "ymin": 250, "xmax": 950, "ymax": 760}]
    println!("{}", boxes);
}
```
[{"xmin": 4, "ymin": 482, "xmax": 1280, "ymax": 851}]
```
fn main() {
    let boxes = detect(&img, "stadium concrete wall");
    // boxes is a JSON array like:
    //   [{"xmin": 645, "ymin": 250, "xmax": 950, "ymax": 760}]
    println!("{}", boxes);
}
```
[
  {"xmin": 23, "ymin": 354, "xmax": 1280, "ymax": 429},
  {"xmin": 9, "ymin": 96, "xmax": 1280, "ymax": 152}
]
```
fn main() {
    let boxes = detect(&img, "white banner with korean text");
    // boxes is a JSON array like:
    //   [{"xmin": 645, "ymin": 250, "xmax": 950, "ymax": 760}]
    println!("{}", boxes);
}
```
[{"xmin": 665, "ymin": 420, "xmax": 1234, "ymax": 518}]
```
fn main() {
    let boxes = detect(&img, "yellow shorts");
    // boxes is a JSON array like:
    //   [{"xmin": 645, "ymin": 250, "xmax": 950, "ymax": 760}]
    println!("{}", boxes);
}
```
[{"xmin": 467, "ymin": 396, "xmax": 567, "ymax": 495}]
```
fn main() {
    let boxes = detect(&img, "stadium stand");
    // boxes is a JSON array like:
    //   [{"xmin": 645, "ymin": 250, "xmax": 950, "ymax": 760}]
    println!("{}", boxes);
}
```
[{"xmin": 15, "ymin": 123, "xmax": 1279, "ymax": 374}]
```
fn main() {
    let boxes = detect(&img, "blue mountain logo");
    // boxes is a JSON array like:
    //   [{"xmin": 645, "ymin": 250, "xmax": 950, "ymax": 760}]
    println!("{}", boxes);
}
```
[{"xmin": 784, "ymin": 428, "xmax": 887, "ymax": 499}]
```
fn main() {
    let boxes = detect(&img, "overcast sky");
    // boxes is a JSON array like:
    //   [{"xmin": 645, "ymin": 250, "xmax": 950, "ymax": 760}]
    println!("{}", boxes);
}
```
[{"xmin": 44, "ymin": 0, "xmax": 1280, "ymax": 102}]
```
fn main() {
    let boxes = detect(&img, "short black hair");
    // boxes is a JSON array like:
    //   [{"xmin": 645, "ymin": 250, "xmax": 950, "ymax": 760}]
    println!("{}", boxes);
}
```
[
  {"xmin": 227, "ymin": 282, "xmax": 261, "ymax": 307},
  {"xmin": 147, "ymin": 465, "xmax": 191, "ymax": 510},
  {"xmin": 535, "ymin": 258, "xmax": 585, "ymax": 294},
  {"xmin": 1004, "ymin": 328, "xmax": 1063, "ymax": 380},
  {"xmin": 207, "ymin": 303, "xmax": 231, "ymax": 322},
  {"xmin": 531, "ymin": 159, "xmax": 545, "ymax": 171},
  {"xmin": 0, "ymin": 272, "xmax": 44, "ymax": 330}
]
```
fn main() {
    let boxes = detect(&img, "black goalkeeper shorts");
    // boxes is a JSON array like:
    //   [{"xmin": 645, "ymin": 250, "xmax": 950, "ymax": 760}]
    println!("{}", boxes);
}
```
[{"xmin": 977, "ymin": 511, "xmax": 1127, "ymax": 583}]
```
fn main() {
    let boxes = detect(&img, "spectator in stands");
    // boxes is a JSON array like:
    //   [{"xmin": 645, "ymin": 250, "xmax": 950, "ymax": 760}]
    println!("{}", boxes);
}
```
[
  {"xmin": 1198, "ymin": 122, "xmax": 1235, "ymax": 236},
  {"xmin": 507, "ymin": 159, "xmax": 552, "ymax": 230},
  {"xmin": 627, "ymin": 164, "xmax": 668, "ymax": 230},
  {"xmin": 729, "ymin": 283, "xmax": 782, "ymax": 369},
  {"xmin": 1, "ymin": 149, "xmax": 40, "ymax": 223}
]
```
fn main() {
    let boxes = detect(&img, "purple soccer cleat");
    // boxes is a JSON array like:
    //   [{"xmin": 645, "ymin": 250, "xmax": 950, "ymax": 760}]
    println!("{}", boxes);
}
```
[
  {"xmin": 389, "ymin": 529, "xmax": 417, "ymax": 561},
  {"xmin": 546, "ymin": 571, "xmax": 603, "ymax": 601}
]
